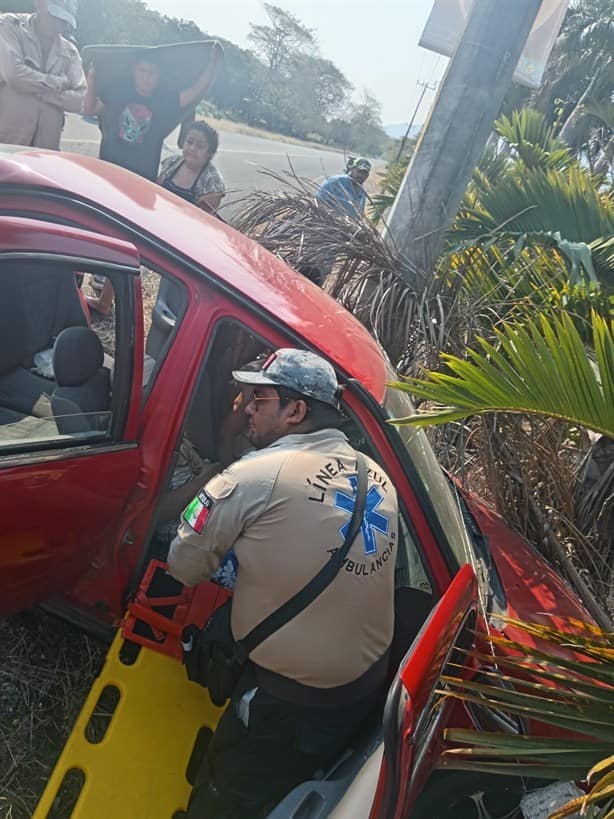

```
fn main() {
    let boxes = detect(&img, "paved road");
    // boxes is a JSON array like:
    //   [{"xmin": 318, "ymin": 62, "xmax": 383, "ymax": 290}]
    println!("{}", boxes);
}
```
[{"xmin": 61, "ymin": 114, "xmax": 359, "ymax": 214}]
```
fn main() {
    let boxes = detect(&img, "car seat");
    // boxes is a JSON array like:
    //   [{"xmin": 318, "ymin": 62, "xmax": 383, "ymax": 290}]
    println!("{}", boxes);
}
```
[
  {"xmin": 51, "ymin": 327, "xmax": 111, "ymax": 435},
  {"xmin": 19, "ymin": 266, "xmax": 89, "ymax": 363},
  {"xmin": 145, "ymin": 277, "xmax": 185, "ymax": 361},
  {"xmin": 0, "ymin": 274, "xmax": 54, "ymax": 417}
]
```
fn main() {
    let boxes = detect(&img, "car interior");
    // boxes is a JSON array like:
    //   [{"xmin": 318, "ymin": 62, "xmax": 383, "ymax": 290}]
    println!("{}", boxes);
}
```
[
  {"xmin": 0, "ymin": 263, "xmax": 185, "ymax": 450},
  {"xmin": 0, "ymin": 265, "xmax": 114, "ymax": 447}
]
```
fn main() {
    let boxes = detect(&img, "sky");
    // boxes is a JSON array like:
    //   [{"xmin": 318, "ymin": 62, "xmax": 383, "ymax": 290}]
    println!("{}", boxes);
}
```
[{"xmin": 144, "ymin": 0, "xmax": 448, "ymax": 125}]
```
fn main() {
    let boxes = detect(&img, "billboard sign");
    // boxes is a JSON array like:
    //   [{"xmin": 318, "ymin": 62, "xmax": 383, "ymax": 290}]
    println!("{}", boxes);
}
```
[{"xmin": 419, "ymin": 0, "xmax": 569, "ymax": 88}]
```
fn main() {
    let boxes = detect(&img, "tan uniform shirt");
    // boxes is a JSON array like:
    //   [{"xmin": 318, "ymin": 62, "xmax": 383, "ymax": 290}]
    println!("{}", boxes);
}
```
[
  {"xmin": 169, "ymin": 429, "xmax": 398, "ymax": 689},
  {"xmin": 0, "ymin": 14, "xmax": 85, "ymax": 149}
]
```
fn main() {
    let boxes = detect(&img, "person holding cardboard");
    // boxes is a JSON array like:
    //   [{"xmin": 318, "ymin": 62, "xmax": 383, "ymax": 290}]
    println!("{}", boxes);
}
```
[{"xmin": 83, "ymin": 42, "xmax": 222, "ymax": 180}]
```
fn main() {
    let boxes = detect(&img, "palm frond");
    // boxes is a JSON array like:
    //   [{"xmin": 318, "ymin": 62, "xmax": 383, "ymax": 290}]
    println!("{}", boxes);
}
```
[
  {"xmin": 231, "ymin": 165, "xmax": 467, "ymax": 375},
  {"xmin": 439, "ymin": 617, "xmax": 614, "ymax": 817},
  {"xmin": 451, "ymin": 167, "xmax": 614, "ymax": 248},
  {"xmin": 494, "ymin": 108, "xmax": 575, "ymax": 171},
  {"xmin": 580, "ymin": 98, "xmax": 614, "ymax": 132},
  {"xmin": 389, "ymin": 311, "xmax": 614, "ymax": 438}
]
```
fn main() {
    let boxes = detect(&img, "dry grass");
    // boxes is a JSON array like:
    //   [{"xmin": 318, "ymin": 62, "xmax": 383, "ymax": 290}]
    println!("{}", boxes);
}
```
[
  {"xmin": 206, "ymin": 114, "xmax": 345, "ymax": 156},
  {"xmin": 0, "ymin": 612, "xmax": 105, "ymax": 819},
  {"xmin": 233, "ymin": 169, "xmax": 466, "ymax": 375}
]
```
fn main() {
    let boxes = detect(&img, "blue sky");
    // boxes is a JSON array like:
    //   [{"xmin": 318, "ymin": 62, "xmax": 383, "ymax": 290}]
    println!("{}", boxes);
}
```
[{"xmin": 145, "ymin": 0, "xmax": 448, "ymax": 124}]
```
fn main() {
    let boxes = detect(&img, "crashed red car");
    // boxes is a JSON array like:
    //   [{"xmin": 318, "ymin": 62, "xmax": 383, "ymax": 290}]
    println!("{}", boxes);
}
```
[{"xmin": 0, "ymin": 150, "xmax": 591, "ymax": 818}]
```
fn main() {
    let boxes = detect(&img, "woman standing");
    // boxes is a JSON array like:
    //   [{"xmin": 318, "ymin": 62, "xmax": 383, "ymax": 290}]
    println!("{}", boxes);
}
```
[{"xmin": 158, "ymin": 120, "xmax": 225, "ymax": 214}]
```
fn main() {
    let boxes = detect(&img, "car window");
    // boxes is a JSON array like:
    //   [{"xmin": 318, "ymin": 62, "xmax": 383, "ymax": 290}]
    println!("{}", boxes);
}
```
[
  {"xmin": 383, "ymin": 378, "xmax": 490, "ymax": 605},
  {"xmin": 140, "ymin": 265, "xmax": 187, "ymax": 395},
  {"xmin": 340, "ymin": 404, "xmax": 433, "ymax": 595},
  {"xmin": 0, "ymin": 261, "xmax": 130, "ymax": 454}
]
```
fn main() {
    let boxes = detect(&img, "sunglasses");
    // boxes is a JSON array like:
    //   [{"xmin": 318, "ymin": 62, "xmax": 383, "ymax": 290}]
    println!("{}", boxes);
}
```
[{"xmin": 248, "ymin": 387, "xmax": 306, "ymax": 412}]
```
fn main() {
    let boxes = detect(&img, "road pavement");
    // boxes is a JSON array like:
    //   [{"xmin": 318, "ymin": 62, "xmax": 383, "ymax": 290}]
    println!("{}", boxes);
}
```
[{"xmin": 61, "ymin": 113, "xmax": 357, "ymax": 214}]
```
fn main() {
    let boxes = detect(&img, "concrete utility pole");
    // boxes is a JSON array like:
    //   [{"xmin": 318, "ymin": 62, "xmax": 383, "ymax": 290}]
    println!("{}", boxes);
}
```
[{"xmin": 385, "ymin": 0, "xmax": 543, "ymax": 282}]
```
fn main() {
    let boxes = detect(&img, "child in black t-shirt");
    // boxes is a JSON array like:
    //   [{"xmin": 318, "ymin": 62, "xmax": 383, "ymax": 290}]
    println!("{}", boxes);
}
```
[{"xmin": 84, "ymin": 45, "xmax": 221, "ymax": 181}]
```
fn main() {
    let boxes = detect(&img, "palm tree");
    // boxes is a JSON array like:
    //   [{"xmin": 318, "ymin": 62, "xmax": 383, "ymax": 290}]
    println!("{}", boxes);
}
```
[
  {"xmin": 389, "ymin": 305, "xmax": 614, "ymax": 620},
  {"xmin": 447, "ymin": 109, "xmax": 614, "ymax": 288},
  {"xmin": 537, "ymin": 0, "xmax": 613, "ymax": 122}
]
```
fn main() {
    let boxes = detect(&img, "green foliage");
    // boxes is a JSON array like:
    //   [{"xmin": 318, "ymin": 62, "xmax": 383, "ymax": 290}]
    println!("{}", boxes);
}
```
[
  {"xmin": 536, "ymin": 0, "xmax": 614, "ymax": 119},
  {"xmin": 438, "ymin": 617, "xmax": 614, "ymax": 817},
  {"xmin": 239, "ymin": 3, "xmax": 387, "ymax": 153},
  {"xmin": 447, "ymin": 109, "xmax": 614, "ymax": 289},
  {"xmin": 535, "ymin": 0, "xmax": 614, "ymax": 179},
  {"xmin": 494, "ymin": 108, "xmax": 574, "ymax": 171},
  {"xmin": 247, "ymin": 3, "xmax": 315, "ymax": 73},
  {"xmin": 454, "ymin": 166, "xmax": 613, "ymax": 245},
  {"xmin": 582, "ymin": 98, "xmax": 614, "ymax": 133},
  {"xmin": 389, "ymin": 311, "xmax": 614, "ymax": 438}
]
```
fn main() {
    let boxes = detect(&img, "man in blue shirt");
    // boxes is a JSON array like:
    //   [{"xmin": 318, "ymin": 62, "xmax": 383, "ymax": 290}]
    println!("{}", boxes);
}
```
[{"xmin": 316, "ymin": 157, "xmax": 371, "ymax": 218}]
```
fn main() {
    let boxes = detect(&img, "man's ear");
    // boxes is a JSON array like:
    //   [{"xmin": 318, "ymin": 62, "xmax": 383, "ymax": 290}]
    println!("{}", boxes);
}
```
[{"xmin": 285, "ymin": 399, "xmax": 309, "ymax": 426}]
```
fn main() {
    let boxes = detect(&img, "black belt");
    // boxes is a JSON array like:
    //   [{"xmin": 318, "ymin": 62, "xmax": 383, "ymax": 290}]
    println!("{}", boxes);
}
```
[{"xmin": 253, "ymin": 648, "xmax": 390, "ymax": 708}]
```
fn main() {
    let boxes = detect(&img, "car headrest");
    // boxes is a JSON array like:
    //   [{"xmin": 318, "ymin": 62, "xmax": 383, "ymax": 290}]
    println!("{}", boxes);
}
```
[{"xmin": 53, "ymin": 327, "xmax": 104, "ymax": 387}]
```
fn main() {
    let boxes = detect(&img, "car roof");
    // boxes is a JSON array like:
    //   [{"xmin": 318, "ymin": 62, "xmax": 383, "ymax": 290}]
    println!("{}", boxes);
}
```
[{"xmin": 0, "ymin": 149, "xmax": 387, "ymax": 402}]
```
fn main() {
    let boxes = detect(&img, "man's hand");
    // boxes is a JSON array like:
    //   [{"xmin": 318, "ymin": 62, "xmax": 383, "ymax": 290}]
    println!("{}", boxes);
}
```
[
  {"xmin": 83, "ymin": 64, "xmax": 104, "ymax": 117},
  {"xmin": 179, "ymin": 41, "xmax": 224, "ymax": 110}
]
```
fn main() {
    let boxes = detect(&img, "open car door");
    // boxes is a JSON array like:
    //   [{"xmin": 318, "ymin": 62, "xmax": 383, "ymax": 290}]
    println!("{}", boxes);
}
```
[
  {"xmin": 372, "ymin": 564, "xmax": 479, "ymax": 819},
  {"xmin": 0, "ymin": 216, "xmax": 143, "ymax": 617}
]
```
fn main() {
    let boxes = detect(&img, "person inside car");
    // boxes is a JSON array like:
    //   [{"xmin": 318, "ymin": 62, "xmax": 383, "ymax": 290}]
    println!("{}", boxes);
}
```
[
  {"xmin": 155, "ymin": 359, "xmax": 262, "ymax": 590},
  {"xmin": 168, "ymin": 348, "xmax": 398, "ymax": 818}
]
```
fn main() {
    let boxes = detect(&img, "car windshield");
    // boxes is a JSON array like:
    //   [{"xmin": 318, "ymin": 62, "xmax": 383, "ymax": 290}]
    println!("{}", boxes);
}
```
[{"xmin": 383, "ymin": 373, "xmax": 490, "ymax": 603}]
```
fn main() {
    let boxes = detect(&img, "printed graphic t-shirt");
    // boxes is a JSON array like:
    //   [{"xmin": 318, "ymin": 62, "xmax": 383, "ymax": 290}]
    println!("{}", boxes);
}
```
[{"xmin": 98, "ymin": 82, "xmax": 182, "ymax": 180}]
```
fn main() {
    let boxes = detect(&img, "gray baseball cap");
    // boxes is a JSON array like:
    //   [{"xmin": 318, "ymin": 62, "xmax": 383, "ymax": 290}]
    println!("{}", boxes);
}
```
[
  {"xmin": 48, "ymin": 0, "xmax": 77, "ymax": 28},
  {"xmin": 233, "ymin": 348, "xmax": 341, "ymax": 408}
]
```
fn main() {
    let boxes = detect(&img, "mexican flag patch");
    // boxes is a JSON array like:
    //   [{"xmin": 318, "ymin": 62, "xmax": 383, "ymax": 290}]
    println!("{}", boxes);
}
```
[{"xmin": 183, "ymin": 491, "xmax": 213, "ymax": 534}]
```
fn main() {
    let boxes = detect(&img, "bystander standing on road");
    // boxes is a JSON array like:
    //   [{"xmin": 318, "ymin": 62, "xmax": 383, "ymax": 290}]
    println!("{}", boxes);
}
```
[
  {"xmin": 308, "ymin": 157, "xmax": 372, "ymax": 285},
  {"xmin": 82, "ymin": 44, "xmax": 222, "ymax": 314},
  {"xmin": 316, "ymin": 157, "xmax": 371, "ymax": 218},
  {"xmin": 0, "ymin": 0, "xmax": 85, "ymax": 149}
]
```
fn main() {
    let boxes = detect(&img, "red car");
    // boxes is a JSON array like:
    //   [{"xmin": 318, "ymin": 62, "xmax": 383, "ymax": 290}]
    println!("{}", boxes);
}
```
[{"xmin": 0, "ymin": 150, "xmax": 590, "ymax": 818}]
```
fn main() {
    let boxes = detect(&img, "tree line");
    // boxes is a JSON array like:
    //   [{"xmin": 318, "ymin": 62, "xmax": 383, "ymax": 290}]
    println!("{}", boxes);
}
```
[{"xmin": 0, "ymin": 0, "xmax": 390, "ymax": 155}]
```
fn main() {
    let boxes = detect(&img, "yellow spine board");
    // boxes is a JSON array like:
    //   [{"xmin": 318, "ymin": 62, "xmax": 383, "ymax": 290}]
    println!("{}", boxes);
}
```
[{"xmin": 34, "ymin": 631, "xmax": 223, "ymax": 819}]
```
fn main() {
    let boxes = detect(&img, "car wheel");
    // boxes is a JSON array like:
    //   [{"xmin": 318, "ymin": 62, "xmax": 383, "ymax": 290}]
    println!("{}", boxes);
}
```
[{"xmin": 411, "ymin": 772, "xmax": 549, "ymax": 819}]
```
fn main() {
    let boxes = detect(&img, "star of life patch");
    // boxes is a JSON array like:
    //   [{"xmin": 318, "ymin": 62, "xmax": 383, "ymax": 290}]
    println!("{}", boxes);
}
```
[{"xmin": 183, "ymin": 490, "xmax": 213, "ymax": 534}]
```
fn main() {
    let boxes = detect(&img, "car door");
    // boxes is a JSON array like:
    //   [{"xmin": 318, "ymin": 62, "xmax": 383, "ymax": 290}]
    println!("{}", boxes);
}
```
[
  {"xmin": 0, "ymin": 216, "xmax": 144, "ymax": 618},
  {"xmin": 371, "ymin": 564, "xmax": 479, "ymax": 819}
]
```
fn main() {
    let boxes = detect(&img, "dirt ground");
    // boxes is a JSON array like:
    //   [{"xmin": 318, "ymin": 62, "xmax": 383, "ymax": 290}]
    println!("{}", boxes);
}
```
[{"xmin": 0, "ymin": 612, "xmax": 105, "ymax": 819}]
